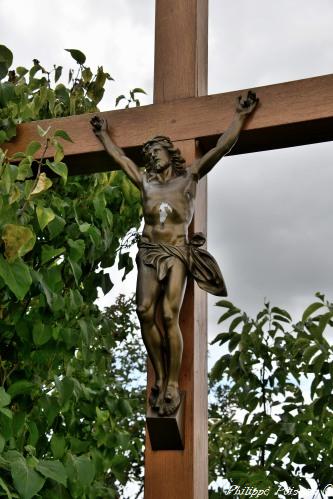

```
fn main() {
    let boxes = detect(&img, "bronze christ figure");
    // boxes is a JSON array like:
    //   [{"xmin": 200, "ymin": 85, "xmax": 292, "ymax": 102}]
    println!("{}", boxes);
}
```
[{"xmin": 91, "ymin": 91, "xmax": 258, "ymax": 416}]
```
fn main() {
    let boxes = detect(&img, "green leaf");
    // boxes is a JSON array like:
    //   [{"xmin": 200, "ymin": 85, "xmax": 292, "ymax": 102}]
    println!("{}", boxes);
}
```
[
  {"xmin": 118, "ymin": 251, "xmax": 133, "ymax": 280},
  {"xmin": 17, "ymin": 158, "xmax": 33, "ymax": 180},
  {"xmin": 25, "ymin": 140, "xmax": 41, "ymax": 157},
  {"xmin": 115, "ymin": 95, "xmax": 126, "ymax": 106},
  {"xmin": 48, "ymin": 215, "xmax": 66, "ymax": 239},
  {"xmin": 73, "ymin": 455, "xmax": 95, "ymax": 486},
  {"xmin": 210, "ymin": 354, "xmax": 231, "ymax": 381},
  {"xmin": 36, "ymin": 459, "xmax": 67, "ymax": 487},
  {"xmin": 46, "ymin": 160, "xmax": 68, "ymax": 183},
  {"xmin": 55, "ymin": 376, "xmax": 74, "ymax": 406},
  {"xmin": 132, "ymin": 87, "xmax": 147, "ymax": 95},
  {"xmin": 69, "ymin": 289, "xmax": 83, "ymax": 309},
  {"xmin": 100, "ymin": 272, "xmax": 113, "ymax": 294},
  {"xmin": 303, "ymin": 344, "xmax": 319, "ymax": 364},
  {"xmin": 0, "ymin": 45, "xmax": 13, "ymax": 78},
  {"xmin": 302, "ymin": 302, "xmax": 324, "ymax": 322},
  {"xmin": 0, "ymin": 407, "xmax": 12, "ymax": 419},
  {"xmin": 1, "ymin": 163, "xmax": 18, "ymax": 192},
  {"xmin": 0, "ymin": 256, "xmax": 32, "ymax": 300},
  {"xmin": 8, "ymin": 380, "xmax": 35, "ymax": 398},
  {"xmin": 55, "ymin": 84, "xmax": 70, "ymax": 106},
  {"xmin": 68, "ymin": 258, "xmax": 82, "ymax": 285},
  {"xmin": 54, "ymin": 66, "xmax": 62, "ymax": 83},
  {"xmin": 11, "ymin": 457, "xmax": 45, "ymax": 499},
  {"xmin": 0, "ymin": 434, "xmax": 5, "ymax": 453},
  {"xmin": 2, "ymin": 224, "xmax": 36, "ymax": 262},
  {"xmin": 110, "ymin": 454, "xmax": 129, "ymax": 483},
  {"xmin": 311, "ymin": 375, "xmax": 322, "ymax": 399},
  {"xmin": 68, "ymin": 238, "xmax": 85, "ymax": 261},
  {"xmin": 118, "ymin": 399, "xmax": 132, "ymax": 417},
  {"xmin": 218, "ymin": 308, "xmax": 240, "ymax": 324},
  {"xmin": 53, "ymin": 142, "xmax": 64, "ymax": 163},
  {"xmin": 272, "ymin": 314, "xmax": 290, "ymax": 324},
  {"xmin": 0, "ymin": 387, "xmax": 11, "ymax": 408},
  {"xmin": 228, "ymin": 333, "xmax": 241, "ymax": 352},
  {"xmin": 229, "ymin": 315, "xmax": 244, "ymax": 332},
  {"xmin": 271, "ymin": 306, "xmax": 292, "ymax": 320},
  {"xmin": 27, "ymin": 421, "xmax": 39, "ymax": 446},
  {"xmin": 0, "ymin": 477, "xmax": 13, "ymax": 498},
  {"xmin": 78, "ymin": 222, "xmax": 91, "ymax": 233},
  {"xmin": 313, "ymin": 396, "xmax": 328, "ymax": 417},
  {"xmin": 32, "ymin": 321, "xmax": 52, "ymax": 346},
  {"xmin": 16, "ymin": 66, "xmax": 28, "ymax": 76},
  {"xmin": 210, "ymin": 332, "xmax": 233, "ymax": 346},
  {"xmin": 36, "ymin": 206, "xmax": 55, "ymax": 230},
  {"xmin": 50, "ymin": 434, "xmax": 66, "ymax": 459},
  {"xmin": 65, "ymin": 49, "xmax": 86, "ymax": 65},
  {"xmin": 54, "ymin": 129, "xmax": 73, "ymax": 143},
  {"xmin": 0, "ymin": 129, "xmax": 7, "ymax": 143},
  {"xmin": 41, "ymin": 245, "xmax": 65, "ymax": 265},
  {"xmin": 215, "ymin": 299, "xmax": 234, "ymax": 309}
]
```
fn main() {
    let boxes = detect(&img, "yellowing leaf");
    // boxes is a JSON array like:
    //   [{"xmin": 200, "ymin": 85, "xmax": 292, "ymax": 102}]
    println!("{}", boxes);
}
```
[
  {"xmin": 30, "ymin": 173, "xmax": 52, "ymax": 196},
  {"xmin": 9, "ymin": 185, "xmax": 21, "ymax": 204},
  {"xmin": 54, "ymin": 145, "xmax": 64, "ymax": 163},
  {"xmin": 37, "ymin": 124, "xmax": 51, "ymax": 137},
  {"xmin": 2, "ymin": 224, "xmax": 36, "ymax": 262},
  {"xmin": 36, "ymin": 206, "xmax": 55, "ymax": 230}
]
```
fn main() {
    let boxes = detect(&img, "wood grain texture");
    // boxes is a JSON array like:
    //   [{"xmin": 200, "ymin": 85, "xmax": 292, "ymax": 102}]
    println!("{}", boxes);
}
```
[
  {"xmin": 6, "ymin": 73, "xmax": 333, "ymax": 175},
  {"xmin": 154, "ymin": 0, "xmax": 208, "ymax": 101}
]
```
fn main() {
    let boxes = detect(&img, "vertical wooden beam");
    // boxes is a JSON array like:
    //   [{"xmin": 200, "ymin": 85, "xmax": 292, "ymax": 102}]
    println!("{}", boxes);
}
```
[
  {"xmin": 154, "ymin": 0, "xmax": 208, "ymax": 102},
  {"xmin": 145, "ymin": 1, "xmax": 208, "ymax": 498}
]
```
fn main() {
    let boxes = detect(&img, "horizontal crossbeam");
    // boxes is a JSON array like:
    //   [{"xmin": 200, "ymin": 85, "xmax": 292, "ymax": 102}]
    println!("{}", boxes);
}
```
[{"xmin": 6, "ymin": 73, "xmax": 333, "ymax": 175}]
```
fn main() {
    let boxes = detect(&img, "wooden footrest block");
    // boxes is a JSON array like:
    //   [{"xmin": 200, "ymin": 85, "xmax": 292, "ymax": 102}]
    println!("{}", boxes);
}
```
[{"xmin": 146, "ymin": 391, "xmax": 186, "ymax": 451}]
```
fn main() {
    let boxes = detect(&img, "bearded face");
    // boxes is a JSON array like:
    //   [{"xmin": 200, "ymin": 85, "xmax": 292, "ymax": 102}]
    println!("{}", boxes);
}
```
[{"xmin": 147, "ymin": 143, "xmax": 171, "ymax": 172}]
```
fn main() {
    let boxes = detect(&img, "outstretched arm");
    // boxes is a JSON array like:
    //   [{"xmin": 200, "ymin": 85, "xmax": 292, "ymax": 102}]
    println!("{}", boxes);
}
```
[
  {"xmin": 191, "ymin": 91, "xmax": 258, "ymax": 179},
  {"xmin": 90, "ymin": 116, "xmax": 142, "ymax": 189}
]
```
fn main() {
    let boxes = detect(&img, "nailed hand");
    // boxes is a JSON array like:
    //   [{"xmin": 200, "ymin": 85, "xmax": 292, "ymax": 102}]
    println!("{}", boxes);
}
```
[
  {"xmin": 90, "ymin": 115, "xmax": 107, "ymax": 135},
  {"xmin": 236, "ymin": 90, "xmax": 259, "ymax": 116}
]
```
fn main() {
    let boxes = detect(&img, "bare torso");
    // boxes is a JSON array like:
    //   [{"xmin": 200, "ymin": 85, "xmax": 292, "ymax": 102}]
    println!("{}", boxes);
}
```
[{"xmin": 141, "ymin": 168, "xmax": 197, "ymax": 245}]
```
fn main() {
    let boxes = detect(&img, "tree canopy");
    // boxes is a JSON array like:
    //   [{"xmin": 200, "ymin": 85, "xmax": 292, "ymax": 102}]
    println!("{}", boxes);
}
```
[{"xmin": 0, "ymin": 45, "xmax": 145, "ymax": 498}]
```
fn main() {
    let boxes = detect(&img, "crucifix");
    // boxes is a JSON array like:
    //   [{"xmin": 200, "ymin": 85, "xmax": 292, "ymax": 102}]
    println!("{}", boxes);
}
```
[{"xmin": 6, "ymin": 1, "xmax": 333, "ymax": 497}]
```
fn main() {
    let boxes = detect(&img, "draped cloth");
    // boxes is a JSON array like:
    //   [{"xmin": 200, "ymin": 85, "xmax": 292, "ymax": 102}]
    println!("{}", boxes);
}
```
[{"xmin": 138, "ymin": 232, "xmax": 227, "ymax": 297}]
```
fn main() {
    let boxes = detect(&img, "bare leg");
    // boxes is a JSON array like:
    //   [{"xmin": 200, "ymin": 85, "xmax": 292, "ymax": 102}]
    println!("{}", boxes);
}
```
[
  {"xmin": 136, "ymin": 252, "xmax": 165, "ymax": 410},
  {"xmin": 161, "ymin": 259, "xmax": 187, "ymax": 416}
]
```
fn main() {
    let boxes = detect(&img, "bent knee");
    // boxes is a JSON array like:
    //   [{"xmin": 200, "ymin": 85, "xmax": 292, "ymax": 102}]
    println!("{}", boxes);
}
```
[
  {"xmin": 163, "ymin": 303, "xmax": 180, "ymax": 326},
  {"xmin": 136, "ymin": 303, "xmax": 154, "ymax": 323}
]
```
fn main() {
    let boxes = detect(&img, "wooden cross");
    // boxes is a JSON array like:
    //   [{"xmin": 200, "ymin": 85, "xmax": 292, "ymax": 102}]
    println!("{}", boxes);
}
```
[{"xmin": 6, "ymin": 1, "xmax": 333, "ymax": 497}]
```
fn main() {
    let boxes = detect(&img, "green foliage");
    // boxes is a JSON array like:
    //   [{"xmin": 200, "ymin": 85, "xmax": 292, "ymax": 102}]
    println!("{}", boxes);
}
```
[
  {"xmin": 0, "ymin": 45, "xmax": 145, "ymax": 498},
  {"xmin": 0, "ymin": 45, "xmax": 144, "ymax": 145},
  {"xmin": 209, "ymin": 294, "xmax": 333, "ymax": 497},
  {"xmin": 115, "ymin": 88, "xmax": 147, "ymax": 109}
]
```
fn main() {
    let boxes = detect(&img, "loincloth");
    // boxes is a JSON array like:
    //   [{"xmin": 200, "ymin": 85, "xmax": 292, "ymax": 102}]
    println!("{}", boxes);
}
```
[{"xmin": 138, "ymin": 232, "xmax": 227, "ymax": 296}]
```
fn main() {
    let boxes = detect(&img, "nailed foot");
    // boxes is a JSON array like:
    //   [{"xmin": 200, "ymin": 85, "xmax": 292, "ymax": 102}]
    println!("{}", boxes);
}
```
[
  {"xmin": 149, "ymin": 383, "xmax": 164, "ymax": 411},
  {"xmin": 160, "ymin": 384, "xmax": 181, "ymax": 416}
]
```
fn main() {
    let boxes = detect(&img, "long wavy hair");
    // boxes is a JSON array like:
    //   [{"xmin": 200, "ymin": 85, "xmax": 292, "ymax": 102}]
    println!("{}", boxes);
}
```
[{"xmin": 142, "ymin": 136, "xmax": 186, "ymax": 179}]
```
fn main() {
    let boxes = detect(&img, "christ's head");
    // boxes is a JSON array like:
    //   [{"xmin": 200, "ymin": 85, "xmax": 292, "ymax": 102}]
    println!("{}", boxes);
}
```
[{"xmin": 143, "ymin": 136, "xmax": 186, "ymax": 178}]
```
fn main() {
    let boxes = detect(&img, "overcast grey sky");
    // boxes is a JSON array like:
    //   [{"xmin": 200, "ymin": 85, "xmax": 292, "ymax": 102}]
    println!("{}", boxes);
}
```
[
  {"xmin": 1, "ymin": 3, "xmax": 332, "ymax": 497},
  {"xmin": 1, "ymin": 0, "xmax": 333, "ymax": 337}
]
